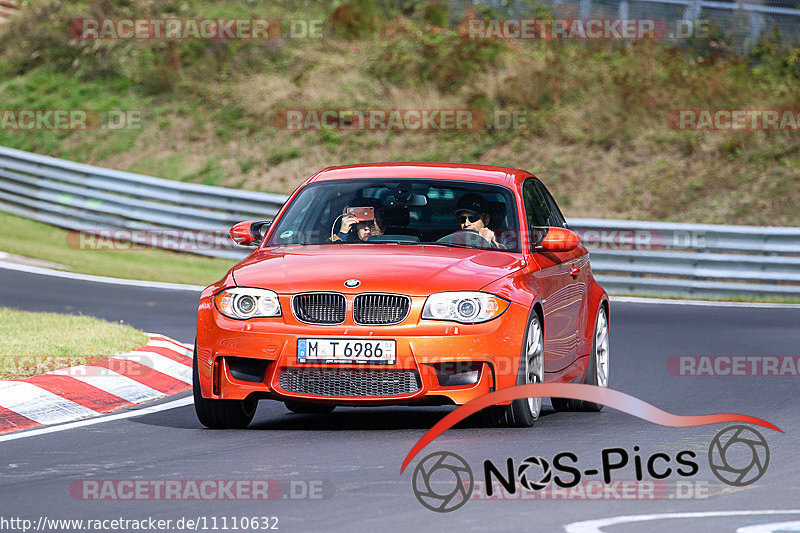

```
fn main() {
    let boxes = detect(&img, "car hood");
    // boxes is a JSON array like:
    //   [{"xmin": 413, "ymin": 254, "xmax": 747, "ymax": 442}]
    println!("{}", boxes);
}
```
[{"xmin": 231, "ymin": 245, "xmax": 525, "ymax": 295}]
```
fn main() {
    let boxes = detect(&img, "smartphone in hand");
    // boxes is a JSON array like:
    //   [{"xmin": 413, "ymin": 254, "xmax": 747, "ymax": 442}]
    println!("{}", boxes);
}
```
[{"xmin": 346, "ymin": 206, "xmax": 374, "ymax": 222}]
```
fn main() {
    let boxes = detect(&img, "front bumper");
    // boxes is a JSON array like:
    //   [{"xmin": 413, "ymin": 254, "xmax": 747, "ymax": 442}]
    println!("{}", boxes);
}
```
[{"xmin": 195, "ymin": 294, "xmax": 529, "ymax": 405}]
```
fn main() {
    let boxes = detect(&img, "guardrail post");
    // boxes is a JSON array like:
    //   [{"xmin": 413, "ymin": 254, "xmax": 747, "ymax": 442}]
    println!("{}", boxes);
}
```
[
  {"xmin": 619, "ymin": 0, "xmax": 629, "ymax": 19},
  {"xmin": 580, "ymin": 0, "xmax": 592, "ymax": 19},
  {"xmin": 683, "ymin": 0, "xmax": 702, "ymax": 24},
  {"xmin": 748, "ymin": 11, "xmax": 764, "ymax": 46}
]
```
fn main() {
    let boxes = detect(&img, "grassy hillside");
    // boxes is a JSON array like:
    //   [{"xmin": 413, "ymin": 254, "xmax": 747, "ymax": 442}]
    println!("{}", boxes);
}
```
[{"xmin": 1, "ymin": 0, "xmax": 799, "ymax": 225}]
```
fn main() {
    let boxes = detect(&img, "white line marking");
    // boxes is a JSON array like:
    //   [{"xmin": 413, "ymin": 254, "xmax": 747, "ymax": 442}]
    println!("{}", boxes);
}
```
[
  {"xmin": 0, "ymin": 396, "xmax": 194, "ymax": 443},
  {"xmin": 0, "ymin": 260, "xmax": 205, "ymax": 291},
  {"xmin": 49, "ymin": 366, "xmax": 164, "ymax": 403},
  {"xmin": 144, "ymin": 340, "xmax": 193, "ymax": 357},
  {"xmin": 565, "ymin": 510, "xmax": 800, "ymax": 533},
  {"xmin": 738, "ymin": 520, "xmax": 800, "ymax": 532},
  {"xmin": 112, "ymin": 351, "xmax": 192, "ymax": 383},
  {"xmin": 146, "ymin": 333, "xmax": 194, "ymax": 350},
  {"xmin": 0, "ymin": 381, "xmax": 98, "ymax": 424},
  {"xmin": 611, "ymin": 296, "xmax": 800, "ymax": 308}
]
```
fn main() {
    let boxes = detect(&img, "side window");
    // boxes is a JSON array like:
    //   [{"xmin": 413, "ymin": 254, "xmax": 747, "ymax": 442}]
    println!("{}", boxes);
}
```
[
  {"xmin": 522, "ymin": 179, "xmax": 551, "ymax": 227},
  {"xmin": 534, "ymin": 180, "xmax": 567, "ymax": 228}
]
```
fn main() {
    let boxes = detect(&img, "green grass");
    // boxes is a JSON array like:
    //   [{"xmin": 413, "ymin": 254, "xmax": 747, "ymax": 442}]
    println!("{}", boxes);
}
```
[
  {"xmin": 0, "ymin": 307, "xmax": 148, "ymax": 379},
  {"xmin": 0, "ymin": 66, "xmax": 152, "ymax": 161},
  {"xmin": 127, "ymin": 152, "xmax": 189, "ymax": 181},
  {"xmin": 0, "ymin": 0, "xmax": 799, "ymax": 227},
  {"xmin": 0, "ymin": 211, "xmax": 235, "ymax": 285}
]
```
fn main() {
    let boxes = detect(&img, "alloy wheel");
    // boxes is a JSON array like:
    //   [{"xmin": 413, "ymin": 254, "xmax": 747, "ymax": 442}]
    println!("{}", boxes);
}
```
[
  {"xmin": 595, "ymin": 308, "xmax": 609, "ymax": 388},
  {"xmin": 525, "ymin": 315, "xmax": 544, "ymax": 419}
]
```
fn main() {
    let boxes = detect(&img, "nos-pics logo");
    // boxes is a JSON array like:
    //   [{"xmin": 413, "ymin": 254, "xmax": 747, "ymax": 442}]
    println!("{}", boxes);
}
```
[{"xmin": 411, "ymin": 425, "xmax": 769, "ymax": 513}]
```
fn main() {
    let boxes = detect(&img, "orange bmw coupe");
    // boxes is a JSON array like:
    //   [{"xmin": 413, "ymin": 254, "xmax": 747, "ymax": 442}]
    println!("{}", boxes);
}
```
[{"xmin": 194, "ymin": 163, "xmax": 609, "ymax": 428}]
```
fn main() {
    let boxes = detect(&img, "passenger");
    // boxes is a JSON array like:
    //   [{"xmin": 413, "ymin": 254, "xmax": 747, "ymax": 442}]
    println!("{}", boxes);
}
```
[
  {"xmin": 329, "ymin": 206, "xmax": 384, "ymax": 243},
  {"xmin": 454, "ymin": 193, "xmax": 504, "ymax": 249}
]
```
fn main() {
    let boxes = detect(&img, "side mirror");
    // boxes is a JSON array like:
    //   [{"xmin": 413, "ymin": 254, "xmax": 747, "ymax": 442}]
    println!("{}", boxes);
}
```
[
  {"xmin": 532, "ymin": 227, "xmax": 581, "ymax": 253},
  {"xmin": 230, "ymin": 220, "xmax": 272, "ymax": 246}
]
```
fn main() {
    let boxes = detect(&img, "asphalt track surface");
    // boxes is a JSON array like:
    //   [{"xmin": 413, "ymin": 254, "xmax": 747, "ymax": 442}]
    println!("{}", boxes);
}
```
[{"xmin": 1, "ymin": 266, "xmax": 800, "ymax": 532}]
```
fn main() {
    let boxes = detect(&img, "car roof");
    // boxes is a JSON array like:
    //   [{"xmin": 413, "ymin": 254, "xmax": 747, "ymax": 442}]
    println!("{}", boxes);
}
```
[{"xmin": 310, "ymin": 162, "xmax": 534, "ymax": 187}]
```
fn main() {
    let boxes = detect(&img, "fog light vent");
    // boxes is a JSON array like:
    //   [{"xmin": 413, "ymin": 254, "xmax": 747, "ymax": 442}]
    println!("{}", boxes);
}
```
[
  {"xmin": 431, "ymin": 362, "xmax": 482, "ymax": 387},
  {"xmin": 226, "ymin": 357, "xmax": 269, "ymax": 383}
]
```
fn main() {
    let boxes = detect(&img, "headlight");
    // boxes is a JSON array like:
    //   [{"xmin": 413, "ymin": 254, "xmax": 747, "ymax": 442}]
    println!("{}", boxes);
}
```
[
  {"xmin": 422, "ymin": 292, "xmax": 509, "ymax": 324},
  {"xmin": 215, "ymin": 288, "xmax": 282, "ymax": 319}
]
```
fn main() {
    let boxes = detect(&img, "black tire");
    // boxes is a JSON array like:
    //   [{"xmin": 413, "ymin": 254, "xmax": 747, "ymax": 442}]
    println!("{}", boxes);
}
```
[
  {"xmin": 193, "ymin": 348, "xmax": 257, "ymax": 429},
  {"xmin": 552, "ymin": 305, "xmax": 608, "ymax": 412},
  {"xmin": 483, "ymin": 311, "xmax": 544, "ymax": 428},
  {"xmin": 284, "ymin": 400, "xmax": 336, "ymax": 414}
]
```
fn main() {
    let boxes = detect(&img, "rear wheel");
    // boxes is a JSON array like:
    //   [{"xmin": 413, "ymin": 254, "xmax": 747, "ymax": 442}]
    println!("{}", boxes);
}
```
[
  {"xmin": 552, "ymin": 305, "xmax": 609, "ymax": 412},
  {"xmin": 483, "ymin": 312, "xmax": 544, "ymax": 427},
  {"xmin": 284, "ymin": 400, "xmax": 336, "ymax": 414},
  {"xmin": 193, "ymin": 348, "xmax": 257, "ymax": 429}
]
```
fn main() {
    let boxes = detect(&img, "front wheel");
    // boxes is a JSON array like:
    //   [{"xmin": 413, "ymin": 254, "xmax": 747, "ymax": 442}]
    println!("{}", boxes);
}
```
[
  {"xmin": 193, "ymin": 348, "xmax": 257, "ymax": 429},
  {"xmin": 483, "ymin": 312, "xmax": 544, "ymax": 427},
  {"xmin": 552, "ymin": 305, "xmax": 609, "ymax": 412}
]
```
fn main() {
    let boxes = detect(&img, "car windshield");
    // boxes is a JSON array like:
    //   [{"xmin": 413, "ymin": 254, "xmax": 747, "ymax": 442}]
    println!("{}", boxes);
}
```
[{"xmin": 265, "ymin": 179, "xmax": 521, "ymax": 252}]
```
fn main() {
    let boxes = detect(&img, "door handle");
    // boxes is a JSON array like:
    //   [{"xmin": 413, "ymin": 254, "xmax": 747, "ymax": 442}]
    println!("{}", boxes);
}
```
[{"xmin": 569, "ymin": 265, "xmax": 580, "ymax": 277}]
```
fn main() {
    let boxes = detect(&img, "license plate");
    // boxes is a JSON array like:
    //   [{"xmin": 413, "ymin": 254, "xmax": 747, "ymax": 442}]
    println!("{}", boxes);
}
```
[{"xmin": 297, "ymin": 339, "xmax": 396, "ymax": 364}]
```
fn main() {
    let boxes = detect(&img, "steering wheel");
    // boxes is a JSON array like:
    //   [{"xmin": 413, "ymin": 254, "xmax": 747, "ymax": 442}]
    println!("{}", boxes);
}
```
[{"xmin": 436, "ymin": 229, "xmax": 495, "ymax": 250}]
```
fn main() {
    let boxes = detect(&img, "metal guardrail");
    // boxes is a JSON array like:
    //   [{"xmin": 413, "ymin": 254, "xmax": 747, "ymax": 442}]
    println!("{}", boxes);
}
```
[
  {"xmin": 0, "ymin": 145, "xmax": 286, "ymax": 260},
  {"xmin": 568, "ymin": 219, "xmax": 800, "ymax": 297},
  {"xmin": 1, "ymin": 145, "xmax": 799, "ymax": 298}
]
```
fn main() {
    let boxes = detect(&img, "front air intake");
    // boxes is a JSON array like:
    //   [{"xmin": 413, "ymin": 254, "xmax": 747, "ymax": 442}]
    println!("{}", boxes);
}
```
[
  {"xmin": 279, "ymin": 368, "xmax": 421, "ymax": 397},
  {"xmin": 292, "ymin": 292, "xmax": 346, "ymax": 324},
  {"xmin": 353, "ymin": 293, "xmax": 411, "ymax": 325}
]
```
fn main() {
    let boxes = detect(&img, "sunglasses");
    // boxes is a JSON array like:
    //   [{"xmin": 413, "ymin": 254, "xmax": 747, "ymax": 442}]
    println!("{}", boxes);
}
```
[{"xmin": 457, "ymin": 214, "xmax": 482, "ymax": 224}]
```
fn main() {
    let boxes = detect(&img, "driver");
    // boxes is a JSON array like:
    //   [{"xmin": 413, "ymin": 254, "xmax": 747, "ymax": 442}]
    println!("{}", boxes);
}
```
[{"xmin": 454, "ymin": 193, "xmax": 503, "ymax": 249}]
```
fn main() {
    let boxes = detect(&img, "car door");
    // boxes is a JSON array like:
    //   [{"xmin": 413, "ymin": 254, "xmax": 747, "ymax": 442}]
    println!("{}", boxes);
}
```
[{"xmin": 523, "ymin": 179, "xmax": 587, "ymax": 373}]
